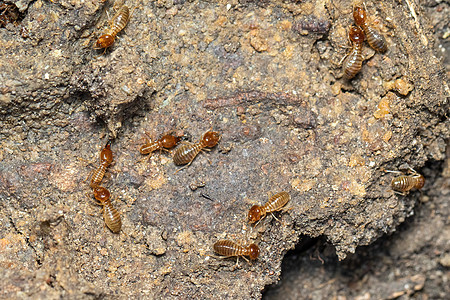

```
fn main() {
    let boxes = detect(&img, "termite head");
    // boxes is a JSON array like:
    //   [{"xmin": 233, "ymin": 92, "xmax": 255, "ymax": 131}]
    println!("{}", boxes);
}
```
[
  {"xmin": 160, "ymin": 134, "xmax": 181, "ymax": 149},
  {"xmin": 100, "ymin": 141, "xmax": 113, "ymax": 165},
  {"xmin": 248, "ymin": 244, "xmax": 260, "ymax": 260},
  {"xmin": 93, "ymin": 186, "xmax": 110, "ymax": 203},
  {"xmin": 95, "ymin": 34, "xmax": 114, "ymax": 49},
  {"xmin": 353, "ymin": 6, "xmax": 367, "ymax": 26},
  {"xmin": 349, "ymin": 26, "xmax": 365, "ymax": 43},
  {"xmin": 202, "ymin": 131, "xmax": 220, "ymax": 148},
  {"xmin": 248, "ymin": 205, "xmax": 263, "ymax": 223},
  {"xmin": 415, "ymin": 174, "xmax": 425, "ymax": 189}
]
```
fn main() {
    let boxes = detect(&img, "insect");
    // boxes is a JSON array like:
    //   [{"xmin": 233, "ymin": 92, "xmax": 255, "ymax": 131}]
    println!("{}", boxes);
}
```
[
  {"xmin": 94, "ymin": 5, "xmax": 130, "ymax": 51},
  {"xmin": 89, "ymin": 140, "xmax": 114, "ymax": 188},
  {"xmin": 140, "ymin": 134, "xmax": 181, "ymax": 156},
  {"xmin": 213, "ymin": 240, "xmax": 259, "ymax": 261},
  {"xmin": 390, "ymin": 168, "xmax": 425, "ymax": 195},
  {"xmin": 342, "ymin": 26, "xmax": 365, "ymax": 79},
  {"xmin": 248, "ymin": 191, "xmax": 291, "ymax": 224},
  {"xmin": 173, "ymin": 131, "xmax": 220, "ymax": 167},
  {"xmin": 93, "ymin": 186, "xmax": 122, "ymax": 233},
  {"xmin": 353, "ymin": 5, "xmax": 388, "ymax": 53}
]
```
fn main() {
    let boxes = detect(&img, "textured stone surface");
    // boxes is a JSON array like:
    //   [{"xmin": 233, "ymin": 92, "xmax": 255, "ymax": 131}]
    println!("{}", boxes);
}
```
[{"xmin": 0, "ymin": 0, "xmax": 448, "ymax": 298}]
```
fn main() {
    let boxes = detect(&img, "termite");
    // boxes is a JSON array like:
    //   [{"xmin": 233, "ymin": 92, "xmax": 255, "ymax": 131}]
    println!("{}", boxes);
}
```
[
  {"xmin": 389, "ymin": 168, "xmax": 425, "ymax": 195},
  {"xmin": 213, "ymin": 240, "xmax": 259, "ymax": 261},
  {"xmin": 89, "ymin": 140, "xmax": 114, "ymax": 188},
  {"xmin": 173, "ymin": 131, "xmax": 220, "ymax": 168},
  {"xmin": 248, "ymin": 191, "xmax": 291, "ymax": 224},
  {"xmin": 140, "ymin": 134, "xmax": 181, "ymax": 156},
  {"xmin": 342, "ymin": 26, "xmax": 365, "ymax": 79},
  {"xmin": 353, "ymin": 5, "xmax": 388, "ymax": 53},
  {"xmin": 94, "ymin": 5, "xmax": 130, "ymax": 51},
  {"xmin": 93, "ymin": 186, "xmax": 122, "ymax": 233}
]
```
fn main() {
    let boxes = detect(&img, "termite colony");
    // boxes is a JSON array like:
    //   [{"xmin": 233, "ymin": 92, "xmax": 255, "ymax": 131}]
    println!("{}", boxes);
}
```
[
  {"xmin": 86, "ymin": 141, "xmax": 122, "ymax": 233},
  {"xmin": 342, "ymin": 4, "xmax": 388, "ymax": 79},
  {"xmin": 80, "ymin": 0, "xmax": 426, "ymax": 275},
  {"xmin": 138, "ymin": 130, "xmax": 219, "ymax": 173},
  {"xmin": 137, "ymin": 130, "xmax": 293, "ymax": 265},
  {"xmin": 212, "ymin": 191, "xmax": 291, "ymax": 264}
]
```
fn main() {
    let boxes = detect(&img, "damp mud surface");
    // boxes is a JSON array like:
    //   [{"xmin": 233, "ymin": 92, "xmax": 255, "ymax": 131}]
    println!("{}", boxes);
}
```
[{"xmin": 0, "ymin": 0, "xmax": 448, "ymax": 298}]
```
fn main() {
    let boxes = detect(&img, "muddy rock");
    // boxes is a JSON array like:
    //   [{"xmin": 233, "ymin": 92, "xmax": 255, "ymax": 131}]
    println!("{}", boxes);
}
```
[{"xmin": 0, "ymin": 0, "xmax": 448, "ymax": 298}]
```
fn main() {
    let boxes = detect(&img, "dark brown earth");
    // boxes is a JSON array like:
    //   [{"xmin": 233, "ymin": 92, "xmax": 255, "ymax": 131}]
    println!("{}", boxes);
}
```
[{"xmin": 0, "ymin": 0, "xmax": 448, "ymax": 299}]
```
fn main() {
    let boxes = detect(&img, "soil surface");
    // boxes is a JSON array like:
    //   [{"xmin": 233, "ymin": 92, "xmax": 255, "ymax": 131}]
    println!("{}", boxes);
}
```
[{"xmin": 0, "ymin": 0, "xmax": 448, "ymax": 299}]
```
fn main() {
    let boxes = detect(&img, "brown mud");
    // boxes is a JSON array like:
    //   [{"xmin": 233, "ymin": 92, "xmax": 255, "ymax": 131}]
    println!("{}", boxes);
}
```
[{"xmin": 0, "ymin": 0, "xmax": 448, "ymax": 298}]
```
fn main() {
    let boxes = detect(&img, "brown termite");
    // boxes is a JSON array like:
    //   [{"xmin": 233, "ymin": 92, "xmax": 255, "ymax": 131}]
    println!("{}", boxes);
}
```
[
  {"xmin": 92, "ymin": 186, "xmax": 122, "ymax": 233},
  {"xmin": 140, "ymin": 134, "xmax": 181, "ymax": 156},
  {"xmin": 213, "ymin": 240, "xmax": 259, "ymax": 262},
  {"xmin": 388, "ymin": 168, "xmax": 425, "ymax": 195},
  {"xmin": 248, "ymin": 191, "xmax": 291, "ymax": 224},
  {"xmin": 353, "ymin": 5, "xmax": 388, "ymax": 53},
  {"xmin": 89, "ymin": 140, "xmax": 114, "ymax": 188},
  {"xmin": 173, "ymin": 131, "xmax": 220, "ymax": 169},
  {"xmin": 342, "ymin": 26, "xmax": 365, "ymax": 80},
  {"xmin": 94, "ymin": 5, "xmax": 130, "ymax": 52}
]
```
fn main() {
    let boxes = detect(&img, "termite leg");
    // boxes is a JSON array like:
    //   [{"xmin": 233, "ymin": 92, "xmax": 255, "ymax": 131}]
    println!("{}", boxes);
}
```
[
  {"xmin": 270, "ymin": 212, "xmax": 281, "ymax": 223},
  {"xmin": 338, "ymin": 52, "xmax": 349, "ymax": 66},
  {"xmin": 393, "ymin": 190, "xmax": 407, "ymax": 196},
  {"xmin": 408, "ymin": 167, "xmax": 418, "ymax": 174},
  {"xmin": 174, "ymin": 160, "xmax": 194, "ymax": 174},
  {"xmin": 84, "ymin": 169, "xmax": 94, "ymax": 182},
  {"xmin": 384, "ymin": 169, "xmax": 404, "ymax": 174}
]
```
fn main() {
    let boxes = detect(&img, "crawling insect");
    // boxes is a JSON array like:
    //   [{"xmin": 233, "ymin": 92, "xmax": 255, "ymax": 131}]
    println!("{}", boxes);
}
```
[
  {"xmin": 89, "ymin": 140, "xmax": 114, "ymax": 188},
  {"xmin": 353, "ymin": 5, "xmax": 388, "ymax": 53},
  {"xmin": 93, "ymin": 186, "xmax": 122, "ymax": 233},
  {"xmin": 173, "ymin": 131, "xmax": 220, "ymax": 168},
  {"xmin": 94, "ymin": 5, "xmax": 130, "ymax": 51},
  {"xmin": 389, "ymin": 168, "xmax": 425, "ymax": 195},
  {"xmin": 213, "ymin": 240, "xmax": 259, "ymax": 261},
  {"xmin": 140, "ymin": 134, "xmax": 181, "ymax": 156},
  {"xmin": 248, "ymin": 191, "xmax": 291, "ymax": 224},
  {"xmin": 342, "ymin": 26, "xmax": 365, "ymax": 79}
]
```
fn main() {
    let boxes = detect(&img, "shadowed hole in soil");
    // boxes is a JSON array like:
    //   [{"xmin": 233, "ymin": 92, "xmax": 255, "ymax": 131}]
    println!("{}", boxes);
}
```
[
  {"xmin": 263, "ymin": 160, "xmax": 447, "ymax": 299},
  {"xmin": 0, "ymin": 1, "xmax": 26, "ymax": 27}
]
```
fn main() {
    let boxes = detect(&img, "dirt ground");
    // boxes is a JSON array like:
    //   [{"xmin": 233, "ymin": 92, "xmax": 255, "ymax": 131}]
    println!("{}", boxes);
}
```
[
  {"xmin": 264, "ymin": 157, "xmax": 450, "ymax": 299},
  {"xmin": 0, "ymin": 0, "xmax": 448, "ymax": 299},
  {"xmin": 265, "ymin": 1, "xmax": 450, "ymax": 298}
]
